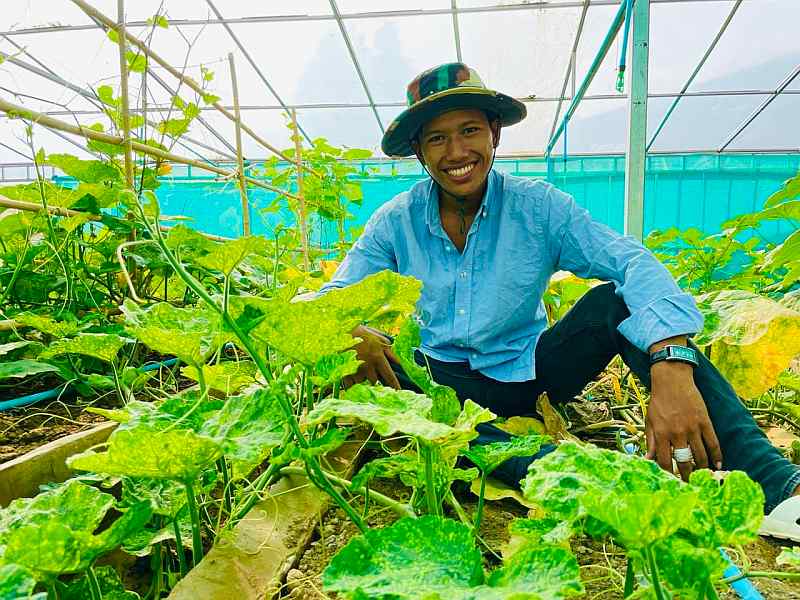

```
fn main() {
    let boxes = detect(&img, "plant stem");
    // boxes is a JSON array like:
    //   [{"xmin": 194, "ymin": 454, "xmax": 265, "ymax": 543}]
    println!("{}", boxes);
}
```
[
  {"xmin": 218, "ymin": 457, "xmax": 232, "ymax": 515},
  {"xmin": 422, "ymin": 444, "xmax": 440, "ymax": 517},
  {"xmin": 645, "ymin": 545, "xmax": 667, "ymax": 600},
  {"xmin": 474, "ymin": 470, "xmax": 488, "ymax": 532},
  {"xmin": 705, "ymin": 579, "xmax": 720, "ymax": 599},
  {"xmin": 280, "ymin": 466, "xmax": 415, "ymax": 519},
  {"xmin": 444, "ymin": 490, "xmax": 471, "ymax": 527},
  {"xmin": 86, "ymin": 567, "xmax": 102, "ymax": 600},
  {"xmin": 624, "ymin": 558, "xmax": 635, "ymax": 597},
  {"xmin": 305, "ymin": 462, "xmax": 368, "ymax": 533},
  {"xmin": 184, "ymin": 481, "xmax": 204, "ymax": 566},
  {"xmin": 723, "ymin": 570, "xmax": 800, "ymax": 584},
  {"xmin": 173, "ymin": 518, "xmax": 188, "ymax": 578}
]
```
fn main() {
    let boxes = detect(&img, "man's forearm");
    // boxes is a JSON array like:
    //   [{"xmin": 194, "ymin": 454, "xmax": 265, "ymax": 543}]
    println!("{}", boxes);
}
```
[{"xmin": 648, "ymin": 335, "xmax": 689, "ymax": 354}]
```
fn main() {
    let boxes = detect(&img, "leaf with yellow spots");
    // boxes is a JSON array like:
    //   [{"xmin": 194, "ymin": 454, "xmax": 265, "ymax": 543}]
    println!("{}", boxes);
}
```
[
  {"xmin": 469, "ymin": 476, "xmax": 538, "ymax": 509},
  {"xmin": 696, "ymin": 290, "xmax": 800, "ymax": 399}
]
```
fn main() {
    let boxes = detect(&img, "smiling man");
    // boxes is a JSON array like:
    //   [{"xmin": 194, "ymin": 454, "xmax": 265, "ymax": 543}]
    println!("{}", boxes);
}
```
[{"xmin": 319, "ymin": 63, "xmax": 800, "ymax": 532}]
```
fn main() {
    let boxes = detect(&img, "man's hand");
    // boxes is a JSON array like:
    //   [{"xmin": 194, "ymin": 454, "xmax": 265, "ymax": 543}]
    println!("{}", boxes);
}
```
[
  {"xmin": 342, "ymin": 325, "xmax": 401, "ymax": 389},
  {"xmin": 644, "ymin": 341, "xmax": 723, "ymax": 481}
]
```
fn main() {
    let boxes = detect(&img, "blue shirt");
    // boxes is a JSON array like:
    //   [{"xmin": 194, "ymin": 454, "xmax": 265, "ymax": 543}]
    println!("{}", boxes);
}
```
[{"xmin": 320, "ymin": 170, "xmax": 703, "ymax": 383}]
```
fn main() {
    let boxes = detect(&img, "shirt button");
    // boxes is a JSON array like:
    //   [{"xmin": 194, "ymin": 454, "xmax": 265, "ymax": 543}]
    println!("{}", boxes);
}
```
[
  {"xmin": 445, "ymin": 246, "xmax": 451, "ymax": 252},
  {"xmin": 460, "ymin": 271, "xmax": 467, "ymax": 278},
  {"xmin": 457, "ymin": 308, "xmax": 465, "ymax": 315},
  {"xmin": 471, "ymin": 353, "xmax": 477, "ymax": 359}
]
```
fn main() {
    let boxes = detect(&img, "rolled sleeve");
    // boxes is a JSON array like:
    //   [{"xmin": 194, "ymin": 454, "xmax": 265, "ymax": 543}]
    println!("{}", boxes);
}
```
[
  {"xmin": 545, "ymin": 185, "xmax": 704, "ymax": 352},
  {"xmin": 317, "ymin": 206, "xmax": 397, "ymax": 296}
]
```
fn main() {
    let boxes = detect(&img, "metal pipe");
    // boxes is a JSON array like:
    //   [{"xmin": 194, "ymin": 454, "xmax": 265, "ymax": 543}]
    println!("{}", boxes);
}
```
[
  {"xmin": 546, "ymin": 0, "xmax": 630, "ymax": 156},
  {"xmin": 0, "ymin": 0, "xmax": 749, "ymax": 37},
  {"xmin": 204, "ymin": 0, "xmax": 313, "ymax": 146},
  {"xmin": 647, "ymin": 0, "xmax": 743, "ymax": 151}
]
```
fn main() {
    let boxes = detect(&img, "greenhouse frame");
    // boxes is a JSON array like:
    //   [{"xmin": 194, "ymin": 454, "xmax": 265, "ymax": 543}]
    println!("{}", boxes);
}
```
[{"xmin": 1, "ymin": 1, "xmax": 799, "ymax": 599}]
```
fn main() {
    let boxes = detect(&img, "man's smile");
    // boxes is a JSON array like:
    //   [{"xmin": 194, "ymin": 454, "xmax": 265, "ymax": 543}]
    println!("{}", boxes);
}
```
[{"xmin": 443, "ymin": 160, "xmax": 478, "ymax": 181}]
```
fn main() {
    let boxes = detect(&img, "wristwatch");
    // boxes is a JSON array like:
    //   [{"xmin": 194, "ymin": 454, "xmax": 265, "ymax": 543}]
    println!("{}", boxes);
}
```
[{"xmin": 649, "ymin": 345, "xmax": 699, "ymax": 368}]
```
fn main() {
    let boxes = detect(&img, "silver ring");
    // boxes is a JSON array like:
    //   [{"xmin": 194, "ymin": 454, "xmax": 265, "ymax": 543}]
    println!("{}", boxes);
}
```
[{"xmin": 672, "ymin": 447, "xmax": 694, "ymax": 463}]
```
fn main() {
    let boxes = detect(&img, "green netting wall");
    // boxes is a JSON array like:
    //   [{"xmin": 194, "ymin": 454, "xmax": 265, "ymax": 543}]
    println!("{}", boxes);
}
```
[{"xmin": 108, "ymin": 152, "xmax": 799, "ymax": 244}]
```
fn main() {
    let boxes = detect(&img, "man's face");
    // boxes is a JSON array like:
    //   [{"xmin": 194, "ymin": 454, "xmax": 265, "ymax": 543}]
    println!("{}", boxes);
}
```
[{"xmin": 415, "ymin": 108, "xmax": 498, "ymax": 201}]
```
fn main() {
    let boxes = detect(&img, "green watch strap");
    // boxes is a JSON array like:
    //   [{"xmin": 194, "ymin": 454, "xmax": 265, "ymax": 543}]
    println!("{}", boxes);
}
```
[{"xmin": 649, "ymin": 344, "xmax": 699, "ymax": 367}]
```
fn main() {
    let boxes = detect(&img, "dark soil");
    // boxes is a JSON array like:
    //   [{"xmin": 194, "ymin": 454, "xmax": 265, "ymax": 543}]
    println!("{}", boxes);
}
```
[{"xmin": 278, "ymin": 478, "xmax": 800, "ymax": 600}]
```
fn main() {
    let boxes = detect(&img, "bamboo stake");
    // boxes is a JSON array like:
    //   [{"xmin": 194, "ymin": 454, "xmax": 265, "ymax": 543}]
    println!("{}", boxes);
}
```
[
  {"xmin": 291, "ymin": 109, "xmax": 310, "ymax": 271},
  {"xmin": 69, "ymin": 0, "xmax": 322, "ymax": 181},
  {"xmin": 0, "ymin": 193, "xmax": 233, "ymax": 242},
  {"xmin": 228, "ymin": 53, "xmax": 250, "ymax": 237},
  {"xmin": 0, "ymin": 97, "xmax": 303, "ymax": 202},
  {"xmin": 116, "ymin": 0, "xmax": 134, "ymax": 188}
]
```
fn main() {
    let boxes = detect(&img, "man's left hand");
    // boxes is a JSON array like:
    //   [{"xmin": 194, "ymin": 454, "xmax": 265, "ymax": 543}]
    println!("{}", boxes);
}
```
[{"xmin": 644, "ymin": 358, "xmax": 723, "ymax": 481}]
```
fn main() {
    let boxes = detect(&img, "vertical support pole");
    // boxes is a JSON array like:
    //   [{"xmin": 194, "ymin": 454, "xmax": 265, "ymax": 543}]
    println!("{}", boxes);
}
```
[
  {"xmin": 291, "ymin": 109, "xmax": 310, "ymax": 272},
  {"xmin": 228, "ymin": 53, "xmax": 250, "ymax": 236},
  {"xmin": 624, "ymin": 0, "xmax": 650, "ymax": 241},
  {"xmin": 116, "ymin": 0, "xmax": 134, "ymax": 189}
]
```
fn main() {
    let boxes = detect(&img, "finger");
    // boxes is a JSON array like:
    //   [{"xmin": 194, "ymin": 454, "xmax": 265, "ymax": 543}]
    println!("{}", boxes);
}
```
[
  {"xmin": 655, "ymin": 434, "xmax": 674, "ymax": 474},
  {"xmin": 376, "ymin": 356, "xmax": 401, "ymax": 390},
  {"xmin": 645, "ymin": 425, "xmax": 656, "ymax": 461},
  {"xmin": 672, "ymin": 436, "xmax": 693, "ymax": 482},
  {"xmin": 689, "ymin": 431, "xmax": 709, "ymax": 470},
  {"xmin": 383, "ymin": 345, "xmax": 401, "ymax": 365},
  {"xmin": 365, "ymin": 366, "xmax": 379, "ymax": 384},
  {"xmin": 701, "ymin": 420, "xmax": 724, "ymax": 470}
]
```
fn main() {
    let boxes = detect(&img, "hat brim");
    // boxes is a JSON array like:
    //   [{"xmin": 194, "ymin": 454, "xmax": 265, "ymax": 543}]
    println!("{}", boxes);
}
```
[{"xmin": 381, "ymin": 87, "xmax": 527, "ymax": 157}]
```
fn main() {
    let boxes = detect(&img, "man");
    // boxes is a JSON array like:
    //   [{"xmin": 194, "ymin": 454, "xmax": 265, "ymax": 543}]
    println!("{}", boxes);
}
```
[{"xmin": 319, "ymin": 63, "xmax": 800, "ymax": 533}]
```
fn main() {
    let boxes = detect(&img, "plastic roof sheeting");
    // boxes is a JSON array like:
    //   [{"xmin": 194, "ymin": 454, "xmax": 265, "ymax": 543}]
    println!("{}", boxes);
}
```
[{"xmin": 0, "ymin": 0, "xmax": 797, "ymax": 164}]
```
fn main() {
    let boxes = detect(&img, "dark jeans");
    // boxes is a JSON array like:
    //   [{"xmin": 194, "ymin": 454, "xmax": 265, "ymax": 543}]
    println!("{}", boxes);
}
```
[{"xmin": 390, "ymin": 283, "xmax": 800, "ymax": 513}]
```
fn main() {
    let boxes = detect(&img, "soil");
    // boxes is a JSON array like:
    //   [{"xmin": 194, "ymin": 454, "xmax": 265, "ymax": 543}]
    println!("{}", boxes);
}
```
[{"xmin": 277, "ymin": 477, "xmax": 800, "ymax": 600}]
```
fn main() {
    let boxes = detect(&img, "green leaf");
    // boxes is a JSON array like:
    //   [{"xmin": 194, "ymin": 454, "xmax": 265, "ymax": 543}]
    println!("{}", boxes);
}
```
[
  {"xmin": 393, "ymin": 318, "xmax": 460, "ymax": 425},
  {"xmin": 310, "ymin": 350, "xmax": 361, "ymax": 388},
  {"xmin": 0, "ymin": 564, "xmax": 43, "ymax": 600},
  {"xmin": 686, "ymin": 470, "xmax": 764, "ymax": 546},
  {"xmin": 120, "ymin": 478, "xmax": 187, "ymax": 520},
  {"xmin": 653, "ymin": 536, "xmax": 726, "ymax": 599},
  {"xmin": 40, "ymin": 333, "xmax": 129, "ymax": 363},
  {"xmin": 122, "ymin": 301, "xmax": 228, "ymax": 366},
  {"xmin": 122, "ymin": 517, "xmax": 191, "ymax": 558},
  {"xmin": 202, "ymin": 387, "xmax": 288, "ymax": 476},
  {"xmin": 0, "ymin": 341, "xmax": 33, "ymax": 357},
  {"xmin": 156, "ymin": 118, "xmax": 191, "ymax": 138},
  {"xmin": 201, "ymin": 93, "xmax": 220, "ymax": 105},
  {"xmin": 764, "ymin": 172, "xmax": 800, "ymax": 208},
  {"xmin": 46, "ymin": 153, "xmax": 121, "ymax": 184},
  {"xmin": 181, "ymin": 361, "xmax": 257, "ymax": 394},
  {"xmin": 125, "ymin": 51, "xmax": 147, "ymax": 73},
  {"xmin": 462, "ymin": 434, "xmax": 551, "ymax": 474},
  {"xmin": 0, "ymin": 480, "xmax": 152, "ymax": 579},
  {"xmin": 61, "ymin": 566, "xmax": 140, "ymax": 599},
  {"xmin": 146, "ymin": 14, "xmax": 169, "ymax": 28},
  {"xmin": 323, "ymin": 515, "xmax": 584, "ymax": 599},
  {"xmin": 308, "ymin": 384, "xmax": 448, "ymax": 440},
  {"xmin": 342, "ymin": 148, "xmax": 372, "ymax": 160},
  {"xmin": 522, "ymin": 442, "xmax": 698, "ymax": 548},
  {"xmin": 15, "ymin": 313, "xmax": 79, "ymax": 337},
  {"xmin": 97, "ymin": 85, "xmax": 118, "ymax": 107},
  {"xmin": 164, "ymin": 224, "xmax": 216, "ymax": 257},
  {"xmin": 196, "ymin": 236, "xmax": 269, "ymax": 275},
  {"xmin": 0, "ymin": 359, "xmax": 59, "ymax": 381},
  {"xmin": 58, "ymin": 212, "xmax": 93, "ymax": 233},
  {"xmin": 68, "ymin": 426, "xmax": 222, "ymax": 482},
  {"xmin": 232, "ymin": 270, "xmax": 421, "ymax": 366}
]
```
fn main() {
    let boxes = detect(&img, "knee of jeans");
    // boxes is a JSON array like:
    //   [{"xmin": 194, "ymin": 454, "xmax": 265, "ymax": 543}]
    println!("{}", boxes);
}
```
[{"xmin": 583, "ymin": 283, "xmax": 630, "ymax": 328}]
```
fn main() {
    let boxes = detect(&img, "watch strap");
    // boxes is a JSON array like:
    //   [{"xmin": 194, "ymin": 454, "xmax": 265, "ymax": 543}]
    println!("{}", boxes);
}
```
[{"xmin": 650, "ymin": 344, "xmax": 699, "ymax": 367}]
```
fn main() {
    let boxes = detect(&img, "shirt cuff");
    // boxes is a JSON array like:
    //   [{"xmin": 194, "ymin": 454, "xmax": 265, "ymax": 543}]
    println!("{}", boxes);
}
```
[{"xmin": 617, "ymin": 293, "xmax": 705, "ymax": 353}]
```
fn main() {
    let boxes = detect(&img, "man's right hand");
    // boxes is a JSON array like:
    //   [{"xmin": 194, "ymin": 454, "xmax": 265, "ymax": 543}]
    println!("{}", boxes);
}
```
[{"xmin": 343, "ymin": 325, "xmax": 401, "ymax": 389}]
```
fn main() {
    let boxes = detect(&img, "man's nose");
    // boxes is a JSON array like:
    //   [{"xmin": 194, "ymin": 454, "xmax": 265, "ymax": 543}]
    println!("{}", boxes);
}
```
[{"xmin": 445, "ymin": 136, "xmax": 469, "ymax": 161}]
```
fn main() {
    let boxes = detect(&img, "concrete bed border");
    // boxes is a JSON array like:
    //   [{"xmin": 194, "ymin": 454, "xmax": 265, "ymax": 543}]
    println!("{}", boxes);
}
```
[{"xmin": 0, "ymin": 420, "xmax": 117, "ymax": 506}]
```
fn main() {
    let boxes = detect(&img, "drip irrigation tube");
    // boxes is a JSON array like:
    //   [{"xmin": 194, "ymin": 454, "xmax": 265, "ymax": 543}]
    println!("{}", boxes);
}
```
[
  {"xmin": 0, "ymin": 357, "xmax": 179, "ymax": 413},
  {"xmin": 720, "ymin": 549, "xmax": 764, "ymax": 600}
]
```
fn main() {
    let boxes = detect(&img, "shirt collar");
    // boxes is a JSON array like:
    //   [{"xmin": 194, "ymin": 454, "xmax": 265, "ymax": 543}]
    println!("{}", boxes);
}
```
[{"xmin": 425, "ymin": 169, "xmax": 499, "ymax": 237}]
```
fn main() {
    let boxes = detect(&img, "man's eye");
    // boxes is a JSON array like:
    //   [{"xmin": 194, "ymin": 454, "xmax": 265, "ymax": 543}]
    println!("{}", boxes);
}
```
[
  {"xmin": 428, "ymin": 135, "xmax": 445, "ymax": 144},
  {"xmin": 464, "ymin": 127, "xmax": 480, "ymax": 135}
]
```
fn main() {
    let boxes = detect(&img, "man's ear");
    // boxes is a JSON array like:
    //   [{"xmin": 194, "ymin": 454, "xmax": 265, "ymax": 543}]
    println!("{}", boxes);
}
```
[
  {"xmin": 411, "ymin": 139, "xmax": 425, "ymax": 166},
  {"xmin": 490, "ymin": 120, "xmax": 502, "ymax": 149}
]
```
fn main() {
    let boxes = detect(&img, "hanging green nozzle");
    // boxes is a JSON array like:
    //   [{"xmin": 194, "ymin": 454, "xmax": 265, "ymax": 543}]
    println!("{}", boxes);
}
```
[{"xmin": 616, "ymin": 0, "xmax": 635, "ymax": 93}]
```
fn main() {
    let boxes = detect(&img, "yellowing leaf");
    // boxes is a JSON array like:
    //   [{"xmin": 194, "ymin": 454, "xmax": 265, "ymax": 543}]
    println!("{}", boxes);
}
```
[
  {"xmin": 320, "ymin": 259, "xmax": 340, "ymax": 281},
  {"xmin": 40, "ymin": 333, "xmax": 129, "ymax": 363},
  {"xmin": 196, "ymin": 235, "xmax": 269, "ymax": 275},
  {"xmin": 181, "ymin": 361, "xmax": 257, "ymax": 394},
  {"xmin": 494, "ymin": 416, "xmax": 546, "ymax": 437},
  {"xmin": 537, "ymin": 393, "xmax": 579, "ymax": 442},
  {"xmin": 469, "ymin": 476, "xmax": 538, "ymax": 509},
  {"xmin": 697, "ymin": 290, "xmax": 800, "ymax": 398}
]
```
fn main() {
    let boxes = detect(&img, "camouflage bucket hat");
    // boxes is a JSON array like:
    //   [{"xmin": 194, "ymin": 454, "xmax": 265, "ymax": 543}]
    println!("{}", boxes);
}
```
[{"xmin": 381, "ymin": 62, "xmax": 527, "ymax": 157}]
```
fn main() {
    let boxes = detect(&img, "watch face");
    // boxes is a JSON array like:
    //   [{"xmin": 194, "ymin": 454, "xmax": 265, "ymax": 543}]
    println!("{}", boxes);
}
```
[{"xmin": 671, "ymin": 346, "xmax": 696, "ymax": 361}]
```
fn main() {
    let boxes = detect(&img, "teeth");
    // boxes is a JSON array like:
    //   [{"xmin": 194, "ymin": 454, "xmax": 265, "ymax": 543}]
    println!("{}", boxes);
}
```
[{"xmin": 447, "ymin": 163, "xmax": 475, "ymax": 178}]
